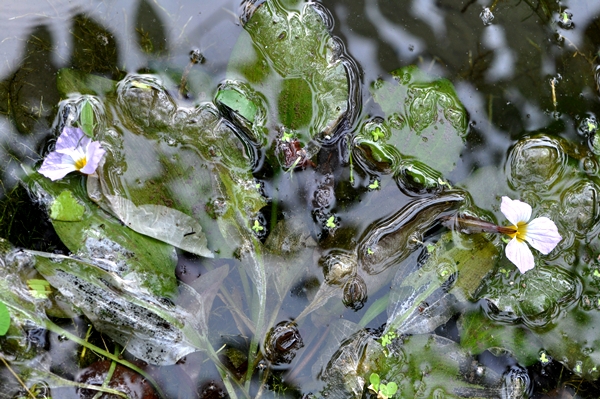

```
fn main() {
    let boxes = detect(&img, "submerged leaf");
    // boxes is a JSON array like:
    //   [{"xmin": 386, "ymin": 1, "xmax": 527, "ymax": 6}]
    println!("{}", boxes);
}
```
[
  {"xmin": 26, "ymin": 279, "xmax": 52, "ymax": 299},
  {"xmin": 459, "ymin": 310, "xmax": 541, "ymax": 367},
  {"xmin": 358, "ymin": 192, "xmax": 465, "ymax": 275},
  {"xmin": 87, "ymin": 74, "xmax": 265, "ymax": 258},
  {"xmin": 232, "ymin": 0, "xmax": 352, "ymax": 143},
  {"xmin": 30, "ymin": 250, "xmax": 229, "ymax": 365},
  {"xmin": 98, "ymin": 193, "xmax": 212, "ymax": 258},
  {"xmin": 385, "ymin": 231, "xmax": 498, "ymax": 336},
  {"xmin": 321, "ymin": 331, "xmax": 526, "ymax": 398},
  {"xmin": 57, "ymin": 68, "xmax": 117, "ymax": 97},
  {"xmin": 365, "ymin": 65, "xmax": 468, "ymax": 175}
]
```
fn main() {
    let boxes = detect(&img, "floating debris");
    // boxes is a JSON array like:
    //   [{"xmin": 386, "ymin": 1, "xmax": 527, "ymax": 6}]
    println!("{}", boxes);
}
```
[{"xmin": 480, "ymin": 7, "xmax": 494, "ymax": 26}]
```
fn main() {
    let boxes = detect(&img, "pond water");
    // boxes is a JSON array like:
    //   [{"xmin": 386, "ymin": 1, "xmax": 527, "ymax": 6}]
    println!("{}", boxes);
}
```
[{"xmin": 1, "ymin": 0, "xmax": 600, "ymax": 398}]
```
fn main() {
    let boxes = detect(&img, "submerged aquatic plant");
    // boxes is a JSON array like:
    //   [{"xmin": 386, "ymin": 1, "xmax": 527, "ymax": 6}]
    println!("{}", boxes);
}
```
[
  {"xmin": 500, "ymin": 196, "xmax": 562, "ymax": 273},
  {"xmin": 38, "ymin": 127, "xmax": 105, "ymax": 181}
]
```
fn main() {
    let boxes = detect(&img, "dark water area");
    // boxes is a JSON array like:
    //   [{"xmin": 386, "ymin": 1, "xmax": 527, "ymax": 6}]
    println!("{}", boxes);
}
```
[{"xmin": 2, "ymin": 0, "xmax": 600, "ymax": 398}]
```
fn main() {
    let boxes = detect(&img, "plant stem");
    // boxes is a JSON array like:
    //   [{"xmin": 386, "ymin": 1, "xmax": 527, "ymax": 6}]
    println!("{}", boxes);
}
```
[
  {"xmin": 92, "ymin": 346, "xmax": 119, "ymax": 399},
  {"xmin": 0, "ymin": 356, "xmax": 36, "ymax": 399},
  {"xmin": 244, "ymin": 239, "xmax": 266, "ymax": 391},
  {"xmin": 44, "ymin": 320, "xmax": 167, "ymax": 399}
]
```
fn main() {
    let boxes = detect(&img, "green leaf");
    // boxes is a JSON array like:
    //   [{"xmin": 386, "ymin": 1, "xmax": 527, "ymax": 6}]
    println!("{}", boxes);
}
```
[
  {"xmin": 50, "ymin": 190, "xmax": 85, "ymax": 222},
  {"xmin": 326, "ymin": 216, "xmax": 336, "ymax": 228},
  {"xmin": 369, "ymin": 372, "xmax": 380, "ymax": 390},
  {"xmin": 252, "ymin": 220, "xmax": 263, "ymax": 232},
  {"xmin": 278, "ymin": 77, "xmax": 313, "ymax": 130},
  {"xmin": 79, "ymin": 99, "xmax": 95, "ymax": 138},
  {"xmin": 0, "ymin": 300, "xmax": 10, "ymax": 336},
  {"xmin": 214, "ymin": 80, "xmax": 268, "ymax": 146},
  {"xmin": 385, "ymin": 381, "xmax": 398, "ymax": 396},
  {"xmin": 215, "ymin": 88, "xmax": 258, "ymax": 123}
]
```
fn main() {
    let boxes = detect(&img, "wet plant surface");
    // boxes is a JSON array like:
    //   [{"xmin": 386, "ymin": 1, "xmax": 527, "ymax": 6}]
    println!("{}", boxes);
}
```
[{"xmin": 1, "ymin": 0, "xmax": 600, "ymax": 398}]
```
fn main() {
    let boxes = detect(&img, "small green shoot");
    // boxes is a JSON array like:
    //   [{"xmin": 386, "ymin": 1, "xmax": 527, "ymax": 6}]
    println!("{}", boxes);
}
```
[
  {"xmin": 593, "ymin": 269, "xmax": 600, "ymax": 278},
  {"xmin": 288, "ymin": 156, "xmax": 302, "ymax": 172},
  {"xmin": 561, "ymin": 12, "xmax": 569, "ymax": 23},
  {"xmin": 557, "ymin": 10, "xmax": 573, "ymax": 29},
  {"xmin": 371, "ymin": 127, "xmax": 385, "ymax": 142},
  {"xmin": 79, "ymin": 99, "xmax": 96, "ymax": 138},
  {"xmin": 282, "ymin": 131, "xmax": 294, "ymax": 142},
  {"xmin": 426, "ymin": 244, "xmax": 435, "ymax": 253},
  {"xmin": 539, "ymin": 351, "xmax": 550, "ymax": 364},
  {"xmin": 367, "ymin": 247, "xmax": 374, "ymax": 255},
  {"xmin": 368, "ymin": 373, "xmax": 398, "ymax": 399},
  {"xmin": 368, "ymin": 179, "xmax": 380, "ymax": 190},
  {"xmin": 380, "ymin": 331, "xmax": 396, "ymax": 347},
  {"xmin": 252, "ymin": 220, "xmax": 264, "ymax": 233},
  {"xmin": 587, "ymin": 119, "xmax": 598, "ymax": 133},
  {"xmin": 326, "ymin": 216, "xmax": 336, "ymax": 229},
  {"xmin": 0, "ymin": 301, "xmax": 10, "ymax": 336},
  {"xmin": 27, "ymin": 279, "xmax": 52, "ymax": 299},
  {"xmin": 380, "ymin": 331, "xmax": 397, "ymax": 357},
  {"xmin": 368, "ymin": 373, "xmax": 380, "ymax": 393}
]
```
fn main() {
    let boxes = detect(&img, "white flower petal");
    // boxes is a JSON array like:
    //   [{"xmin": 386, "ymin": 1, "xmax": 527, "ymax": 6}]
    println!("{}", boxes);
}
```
[
  {"xmin": 55, "ymin": 127, "xmax": 90, "ymax": 154},
  {"xmin": 505, "ymin": 237, "xmax": 535, "ymax": 273},
  {"xmin": 80, "ymin": 141, "xmax": 106, "ymax": 174},
  {"xmin": 500, "ymin": 196, "xmax": 532, "ymax": 225},
  {"xmin": 38, "ymin": 152, "xmax": 77, "ymax": 181},
  {"xmin": 523, "ymin": 217, "xmax": 562, "ymax": 255}
]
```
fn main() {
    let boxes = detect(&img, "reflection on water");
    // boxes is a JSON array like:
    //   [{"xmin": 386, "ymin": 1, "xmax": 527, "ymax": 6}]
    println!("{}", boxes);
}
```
[{"xmin": 2, "ymin": 0, "xmax": 600, "ymax": 397}]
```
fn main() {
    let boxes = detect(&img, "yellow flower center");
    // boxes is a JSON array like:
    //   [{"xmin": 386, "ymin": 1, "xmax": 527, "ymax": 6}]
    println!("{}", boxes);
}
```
[
  {"xmin": 74, "ymin": 157, "xmax": 87, "ymax": 170},
  {"xmin": 506, "ymin": 221, "xmax": 528, "ymax": 242}
]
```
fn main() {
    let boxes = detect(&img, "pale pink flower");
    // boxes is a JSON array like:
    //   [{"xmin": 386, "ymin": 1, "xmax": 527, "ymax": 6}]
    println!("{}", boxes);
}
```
[
  {"xmin": 500, "ymin": 196, "xmax": 562, "ymax": 273},
  {"xmin": 38, "ymin": 127, "xmax": 105, "ymax": 181}
]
